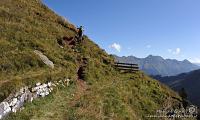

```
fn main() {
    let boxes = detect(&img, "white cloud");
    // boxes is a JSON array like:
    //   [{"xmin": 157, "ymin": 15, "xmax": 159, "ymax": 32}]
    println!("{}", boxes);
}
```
[
  {"xmin": 189, "ymin": 58, "xmax": 200, "ymax": 64},
  {"xmin": 109, "ymin": 43, "xmax": 121, "ymax": 52},
  {"xmin": 173, "ymin": 48, "xmax": 181, "ymax": 55},
  {"xmin": 146, "ymin": 45, "xmax": 151, "ymax": 49},
  {"xmin": 167, "ymin": 48, "xmax": 181, "ymax": 55}
]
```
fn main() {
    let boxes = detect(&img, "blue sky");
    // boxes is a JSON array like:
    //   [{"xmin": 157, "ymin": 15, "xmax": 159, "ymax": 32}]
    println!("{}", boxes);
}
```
[{"xmin": 43, "ymin": 0, "xmax": 200, "ymax": 63}]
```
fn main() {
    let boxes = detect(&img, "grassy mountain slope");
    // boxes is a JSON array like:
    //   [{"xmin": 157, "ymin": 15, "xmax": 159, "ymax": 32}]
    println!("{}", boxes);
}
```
[
  {"xmin": 155, "ymin": 69, "xmax": 200, "ymax": 107},
  {"xmin": 0, "ymin": 0, "xmax": 185, "ymax": 119}
]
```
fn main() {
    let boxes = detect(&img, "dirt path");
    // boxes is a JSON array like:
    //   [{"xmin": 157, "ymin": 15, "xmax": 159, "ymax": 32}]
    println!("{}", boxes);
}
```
[
  {"xmin": 69, "ymin": 56, "xmax": 89, "ymax": 106},
  {"xmin": 69, "ymin": 79, "xmax": 88, "ymax": 107}
]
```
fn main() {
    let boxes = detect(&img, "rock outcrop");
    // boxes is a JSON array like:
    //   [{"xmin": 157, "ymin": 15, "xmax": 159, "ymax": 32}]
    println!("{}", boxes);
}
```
[
  {"xmin": 0, "ymin": 78, "xmax": 71, "ymax": 119},
  {"xmin": 34, "ymin": 50, "xmax": 54, "ymax": 69}
]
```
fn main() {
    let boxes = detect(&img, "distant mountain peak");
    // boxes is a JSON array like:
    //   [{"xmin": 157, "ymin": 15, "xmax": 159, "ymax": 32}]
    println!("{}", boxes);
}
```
[
  {"xmin": 183, "ymin": 59, "xmax": 190, "ymax": 63},
  {"xmin": 146, "ymin": 55, "xmax": 164, "ymax": 60},
  {"xmin": 114, "ymin": 54, "xmax": 200, "ymax": 76},
  {"xmin": 147, "ymin": 55, "xmax": 153, "ymax": 57}
]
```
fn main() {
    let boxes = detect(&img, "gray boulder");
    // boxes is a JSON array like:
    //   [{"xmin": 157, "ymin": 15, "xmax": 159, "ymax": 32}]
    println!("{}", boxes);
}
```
[{"xmin": 34, "ymin": 50, "xmax": 54, "ymax": 69}]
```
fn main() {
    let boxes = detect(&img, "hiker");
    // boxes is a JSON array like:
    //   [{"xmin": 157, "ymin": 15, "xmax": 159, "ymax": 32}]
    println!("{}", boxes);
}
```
[{"xmin": 77, "ymin": 26, "xmax": 84, "ymax": 42}]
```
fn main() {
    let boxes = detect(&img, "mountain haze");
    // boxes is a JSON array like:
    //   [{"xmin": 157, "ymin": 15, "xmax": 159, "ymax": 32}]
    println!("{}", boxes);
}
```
[
  {"xmin": 114, "ymin": 55, "xmax": 200, "ymax": 76},
  {"xmin": 194, "ymin": 63, "xmax": 200, "ymax": 66}
]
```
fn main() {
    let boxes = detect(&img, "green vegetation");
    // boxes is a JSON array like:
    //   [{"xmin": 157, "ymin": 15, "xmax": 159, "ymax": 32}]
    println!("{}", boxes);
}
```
[
  {"xmin": 0, "ymin": 0, "xmax": 185, "ymax": 120},
  {"xmin": 0, "ymin": 0, "xmax": 78, "ymax": 101}
]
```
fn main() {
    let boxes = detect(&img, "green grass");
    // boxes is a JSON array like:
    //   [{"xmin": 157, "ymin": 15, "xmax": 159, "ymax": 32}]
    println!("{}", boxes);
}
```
[
  {"xmin": 0, "ymin": 0, "xmax": 79, "ymax": 100},
  {"xmin": 0, "ymin": 0, "xmax": 186, "ymax": 120},
  {"xmin": 70, "ymin": 70, "xmax": 181, "ymax": 120},
  {"xmin": 5, "ymin": 82, "xmax": 76, "ymax": 120}
]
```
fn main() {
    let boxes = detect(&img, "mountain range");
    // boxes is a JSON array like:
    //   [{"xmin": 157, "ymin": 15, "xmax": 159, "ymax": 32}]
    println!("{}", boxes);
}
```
[
  {"xmin": 114, "ymin": 55, "xmax": 200, "ymax": 76},
  {"xmin": 153, "ymin": 69, "xmax": 200, "ymax": 107}
]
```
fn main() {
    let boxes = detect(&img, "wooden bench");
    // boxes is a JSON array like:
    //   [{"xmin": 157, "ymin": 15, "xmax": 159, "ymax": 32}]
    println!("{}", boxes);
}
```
[{"xmin": 114, "ymin": 62, "xmax": 139, "ymax": 73}]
